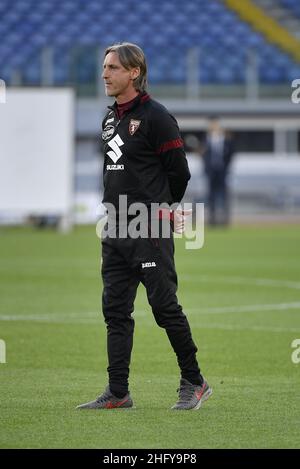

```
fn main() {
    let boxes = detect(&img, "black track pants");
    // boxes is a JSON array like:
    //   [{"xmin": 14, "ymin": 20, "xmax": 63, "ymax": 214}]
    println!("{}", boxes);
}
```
[{"xmin": 101, "ymin": 228, "xmax": 201, "ymax": 397}]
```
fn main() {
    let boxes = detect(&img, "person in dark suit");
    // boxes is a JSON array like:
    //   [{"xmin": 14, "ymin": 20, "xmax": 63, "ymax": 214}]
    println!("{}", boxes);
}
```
[{"xmin": 202, "ymin": 117, "xmax": 234, "ymax": 226}]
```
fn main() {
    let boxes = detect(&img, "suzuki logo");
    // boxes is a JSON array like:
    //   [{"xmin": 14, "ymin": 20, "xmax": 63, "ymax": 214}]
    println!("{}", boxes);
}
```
[{"xmin": 107, "ymin": 134, "xmax": 124, "ymax": 163}]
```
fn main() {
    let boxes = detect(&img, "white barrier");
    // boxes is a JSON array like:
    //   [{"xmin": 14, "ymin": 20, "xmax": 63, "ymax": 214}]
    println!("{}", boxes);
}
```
[{"xmin": 0, "ymin": 88, "xmax": 74, "ymax": 227}]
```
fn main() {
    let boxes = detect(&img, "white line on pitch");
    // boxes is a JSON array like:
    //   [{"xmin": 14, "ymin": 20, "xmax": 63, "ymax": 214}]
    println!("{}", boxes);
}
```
[
  {"xmin": 181, "ymin": 274, "xmax": 300, "ymax": 290},
  {"xmin": 186, "ymin": 301, "xmax": 300, "ymax": 314},
  {"xmin": 0, "ymin": 301, "xmax": 300, "ymax": 323},
  {"xmin": 193, "ymin": 323, "xmax": 300, "ymax": 333},
  {"xmin": 0, "ymin": 312, "xmax": 99, "ymax": 323}
]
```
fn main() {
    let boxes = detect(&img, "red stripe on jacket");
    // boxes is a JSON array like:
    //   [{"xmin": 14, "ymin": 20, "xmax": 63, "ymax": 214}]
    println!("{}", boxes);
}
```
[{"xmin": 157, "ymin": 138, "xmax": 184, "ymax": 155}]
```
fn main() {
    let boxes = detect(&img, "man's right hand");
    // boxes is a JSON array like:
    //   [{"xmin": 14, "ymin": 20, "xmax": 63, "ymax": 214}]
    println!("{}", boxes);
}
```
[{"xmin": 173, "ymin": 208, "xmax": 192, "ymax": 234}]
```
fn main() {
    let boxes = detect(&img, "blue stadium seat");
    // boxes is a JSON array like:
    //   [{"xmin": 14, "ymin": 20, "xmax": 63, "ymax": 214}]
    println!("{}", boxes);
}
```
[
  {"xmin": 260, "ymin": 64, "xmax": 286, "ymax": 83},
  {"xmin": 280, "ymin": 0, "xmax": 300, "ymax": 19},
  {"xmin": 23, "ymin": 61, "xmax": 41, "ymax": 85},
  {"xmin": 287, "ymin": 63, "xmax": 300, "ymax": 80}
]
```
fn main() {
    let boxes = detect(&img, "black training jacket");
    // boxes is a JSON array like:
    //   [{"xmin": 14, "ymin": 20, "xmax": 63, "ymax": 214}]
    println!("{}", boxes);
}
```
[{"xmin": 101, "ymin": 92, "xmax": 191, "ymax": 212}]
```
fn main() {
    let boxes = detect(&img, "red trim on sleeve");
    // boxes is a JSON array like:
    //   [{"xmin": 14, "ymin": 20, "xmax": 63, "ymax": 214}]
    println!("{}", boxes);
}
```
[
  {"xmin": 157, "ymin": 138, "xmax": 184, "ymax": 154},
  {"xmin": 156, "ymin": 208, "xmax": 174, "ymax": 221}
]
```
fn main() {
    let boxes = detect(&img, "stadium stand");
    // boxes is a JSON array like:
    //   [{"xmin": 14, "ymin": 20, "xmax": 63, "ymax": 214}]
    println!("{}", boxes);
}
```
[
  {"xmin": 224, "ymin": 0, "xmax": 300, "ymax": 61},
  {"xmin": 1, "ymin": 0, "xmax": 300, "ymax": 88},
  {"xmin": 1, "ymin": 0, "xmax": 299, "ymax": 224},
  {"xmin": 280, "ymin": 0, "xmax": 300, "ymax": 19},
  {"xmin": 252, "ymin": 0, "xmax": 300, "ymax": 39}
]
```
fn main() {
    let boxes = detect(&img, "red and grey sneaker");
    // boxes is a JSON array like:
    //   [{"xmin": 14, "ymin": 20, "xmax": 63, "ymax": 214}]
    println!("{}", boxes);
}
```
[
  {"xmin": 76, "ymin": 386, "xmax": 133, "ymax": 410},
  {"xmin": 171, "ymin": 378, "xmax": 212, "ymax": 410}
]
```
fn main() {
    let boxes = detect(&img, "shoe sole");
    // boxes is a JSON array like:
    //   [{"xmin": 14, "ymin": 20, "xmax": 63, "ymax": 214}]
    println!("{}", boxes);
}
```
[
  {"xmin": 77, "ymin": 402, "xmax": 134, "ymax": 410},
  {"xmin": 193, "ymin": 386, "xmax": 213, "ymax": 410},
  {"xmin": 77, "ymin": 405, "xmax": 134, "ymax": 410},
  {"xmin": 76, "ymin": 399, "xmax": 134, "ymax": 410}
]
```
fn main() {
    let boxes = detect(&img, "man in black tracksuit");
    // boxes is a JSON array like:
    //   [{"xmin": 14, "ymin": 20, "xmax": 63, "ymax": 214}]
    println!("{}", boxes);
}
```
[{"xmin": 77, "ymin": 43, "xmax": 212, "ymax": 410}]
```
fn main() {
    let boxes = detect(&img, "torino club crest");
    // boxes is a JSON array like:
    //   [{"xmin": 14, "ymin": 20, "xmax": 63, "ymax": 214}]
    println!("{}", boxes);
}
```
[{"xmin": 129, "ymin": 119, "xmax": 141, "ymax": 135}]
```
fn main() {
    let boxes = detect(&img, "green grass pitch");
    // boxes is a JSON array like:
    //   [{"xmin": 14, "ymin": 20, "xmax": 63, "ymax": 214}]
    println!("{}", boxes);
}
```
[{"xmin": 0, "ymin": 224, "xmax": 300, "ymax": 448}]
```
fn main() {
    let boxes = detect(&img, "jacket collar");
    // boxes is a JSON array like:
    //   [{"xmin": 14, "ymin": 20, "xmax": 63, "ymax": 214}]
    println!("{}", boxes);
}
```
[{"xmin": 108, "ymin": 91, "xmax": 150, "ymax": 114}]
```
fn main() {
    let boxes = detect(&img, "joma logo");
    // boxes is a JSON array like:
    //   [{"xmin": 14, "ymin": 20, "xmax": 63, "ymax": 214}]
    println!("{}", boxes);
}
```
[{"xmin": 142, "ymin": 262, "xmax": 157, "ymax": 269}]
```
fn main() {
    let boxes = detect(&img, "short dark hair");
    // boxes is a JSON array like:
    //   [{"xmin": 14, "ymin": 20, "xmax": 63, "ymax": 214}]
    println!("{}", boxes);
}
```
[
  {"xmin": 104, "ymin": 42, "xmax": 148, "ymax": 92},
  {"xmin": 208, "ymin": 115, "xmax": 220, "ymax": 122}
]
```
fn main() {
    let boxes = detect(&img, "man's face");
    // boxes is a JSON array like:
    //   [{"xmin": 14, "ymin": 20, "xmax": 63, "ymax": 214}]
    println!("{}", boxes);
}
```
[
  {"xmin": 209, "ymin": 119, "xmax": 222, "ymax": 134},
  {"xmin": 102, "ymin": 51, "xmax": 139, "ymax": 100}
]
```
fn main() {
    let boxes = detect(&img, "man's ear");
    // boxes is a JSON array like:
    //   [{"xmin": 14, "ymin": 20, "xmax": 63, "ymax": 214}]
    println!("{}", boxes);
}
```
[{"xmin": 130, "ymin": 67, "xmax": 140, "ymax": 80}]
